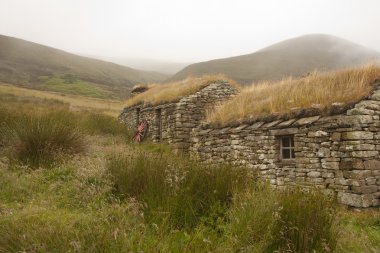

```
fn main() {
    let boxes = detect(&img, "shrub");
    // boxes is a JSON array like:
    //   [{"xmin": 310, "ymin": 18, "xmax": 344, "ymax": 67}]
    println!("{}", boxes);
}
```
[
  {"xmin": 108, "ymin": 153, "xmax": 251, "ymax": 229},
  {"xmin": 5, "ymin": 110, "xmax": 86, "ymax": 168}
]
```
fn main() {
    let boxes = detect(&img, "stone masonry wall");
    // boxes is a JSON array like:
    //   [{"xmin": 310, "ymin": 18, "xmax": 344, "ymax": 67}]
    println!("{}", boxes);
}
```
[
  {"xmin": 173, "ymin": 82, "xmax": 237, "ymax": 152},
  {"xmin": 119, "ymin": 103, "xmax": 177, "ymax": 143},
  {"xmin": 190, "ymin": 83, "xmax": 380, "ymax": 208},
  {"xmin": 119, "ymin": 82, "xmax": 237, "ymax": 149}
]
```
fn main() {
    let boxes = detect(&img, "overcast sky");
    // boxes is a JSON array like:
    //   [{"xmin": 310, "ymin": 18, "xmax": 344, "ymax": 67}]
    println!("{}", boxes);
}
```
[{"xmin": 0, "ymin": 0, "xmax": 379, "ymax": 63}]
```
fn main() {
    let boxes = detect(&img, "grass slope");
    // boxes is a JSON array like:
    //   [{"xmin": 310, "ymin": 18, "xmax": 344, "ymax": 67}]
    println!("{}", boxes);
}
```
[
  {"xmin": 0, "ymin": 82, "xmax": 125, "ymax": 116},
  {"xmin": 38, "ymin": 74, "xmax": 114, "ymax": 99},
  {"xmin": 0, "ymin": 34, "xmax": 168, "ymax": 98},
  {"xmin": 172, "ymin": 34, "xmax": 380, "ymax": 84}
]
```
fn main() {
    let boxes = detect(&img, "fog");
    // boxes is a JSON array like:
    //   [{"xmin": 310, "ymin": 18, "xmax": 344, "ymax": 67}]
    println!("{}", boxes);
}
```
[{"xmin": 0, "ymin": 0, "xmax": 379, "ymax": 63}]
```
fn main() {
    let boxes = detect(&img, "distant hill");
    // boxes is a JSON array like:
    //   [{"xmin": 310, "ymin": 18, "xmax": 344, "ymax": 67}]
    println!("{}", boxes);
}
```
[
  {"xmin": 171, "ymin": 34, "xmax": 380, "ymax": 84},
  {"xmin": 0, "ymin": 35, "xmax": 168, "ymax": 98}
]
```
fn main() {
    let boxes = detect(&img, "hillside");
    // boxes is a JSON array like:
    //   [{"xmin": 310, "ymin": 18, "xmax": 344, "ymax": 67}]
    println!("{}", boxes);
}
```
[
  {"xmin": 172, "ymin": 34, "xmax": 380, "ymax": 84},
  {"xmin": 0, "ymin": 35, "xmax": 167, "ymax": 98}
]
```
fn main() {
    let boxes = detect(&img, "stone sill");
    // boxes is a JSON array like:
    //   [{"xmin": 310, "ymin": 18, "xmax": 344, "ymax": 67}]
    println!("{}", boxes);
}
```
[{"xmin": 277, "ymin": 159, "xmax": 296, "ymax": 166}]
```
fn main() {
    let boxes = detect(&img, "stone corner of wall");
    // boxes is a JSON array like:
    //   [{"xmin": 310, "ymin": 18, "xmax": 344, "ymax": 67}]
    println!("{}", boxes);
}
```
[{"xmin": 337, "ymin": 191, "xmax": 379, "ymax": 208}]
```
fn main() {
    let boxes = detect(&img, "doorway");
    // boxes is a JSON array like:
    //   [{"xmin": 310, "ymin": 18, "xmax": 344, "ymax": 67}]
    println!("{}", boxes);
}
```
[{"xmin": 156, "ymin": 108, "xmax": 162, "ymax": 141}]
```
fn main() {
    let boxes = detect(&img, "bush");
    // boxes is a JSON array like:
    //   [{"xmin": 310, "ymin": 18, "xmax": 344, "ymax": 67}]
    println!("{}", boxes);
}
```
[
  {"xmin": 225, "ymin": 184, "xmax": 338, "ymax": 253},
  {"xmin": 108, "ymin": 153, "xmax": 252, "ymax": 229},
  {"xmin": 4, "ymin": 110, "xmax": 86, "ymax": 168}
]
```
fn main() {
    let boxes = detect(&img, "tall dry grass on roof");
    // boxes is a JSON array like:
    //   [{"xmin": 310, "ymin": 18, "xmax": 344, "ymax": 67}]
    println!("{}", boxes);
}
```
[
  {"xmin": 125, "ymin": 74, "xmax": 240, "ymax": 107},
  {"xmin": 208, "ymin": 64, "xmax": 380, "ymax": 124}
]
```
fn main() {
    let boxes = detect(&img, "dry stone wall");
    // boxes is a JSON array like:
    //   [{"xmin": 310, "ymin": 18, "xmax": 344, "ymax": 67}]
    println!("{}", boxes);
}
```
[
  {"xmin": 190, "ymin": 83, "xmax": 380, "ymax": 208},
  {"xmin": 119, "ymin": 82, "xmax": 237, "ymax": 151},
  {"xmin": 173, "ymin": 82, "xmax": 237, "ymax": 152},
  {"xmin": 119, "ymin": 103, "xmax": 177, "ymax": 143}
]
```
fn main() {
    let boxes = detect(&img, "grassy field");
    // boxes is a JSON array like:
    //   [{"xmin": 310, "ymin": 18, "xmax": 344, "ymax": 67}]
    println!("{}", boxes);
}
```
[
  {"xmin": 39, "ymin": 74, "xmax": 114, "ymax": 99},
  {"xmin": 0, "ymin": 88, "xmax": 379, "ymax": 252},
  {"xmin": 0, "ymin": 82, "xmax": 125, "ymax": 116}
]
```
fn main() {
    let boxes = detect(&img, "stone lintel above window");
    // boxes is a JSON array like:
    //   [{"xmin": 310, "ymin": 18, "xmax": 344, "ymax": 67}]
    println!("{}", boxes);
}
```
[{"xmin": 270, "ymin": 128, "xmax": 298, "ymax": 136}]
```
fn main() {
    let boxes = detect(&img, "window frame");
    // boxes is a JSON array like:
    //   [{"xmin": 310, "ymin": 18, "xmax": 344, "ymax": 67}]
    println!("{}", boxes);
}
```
[{"xmin": 279, "ymin": 135, "xmax": 295, "ymax": 161}]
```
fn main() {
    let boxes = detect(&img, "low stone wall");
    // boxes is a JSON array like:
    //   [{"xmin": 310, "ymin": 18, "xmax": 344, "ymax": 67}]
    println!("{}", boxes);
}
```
[{"xmin": 190, "ymin": 84, "xmax": 380, "ymax": 208}]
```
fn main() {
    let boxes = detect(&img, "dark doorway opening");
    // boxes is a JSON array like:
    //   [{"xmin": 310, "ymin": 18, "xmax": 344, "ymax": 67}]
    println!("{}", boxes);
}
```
[
  {"xmin": 156, "ymin": 108, "xmax": 162, "ymax": 141},
  {"xmin": 136, "ymin": 108, "xmax": 140, "ymax": 126}
]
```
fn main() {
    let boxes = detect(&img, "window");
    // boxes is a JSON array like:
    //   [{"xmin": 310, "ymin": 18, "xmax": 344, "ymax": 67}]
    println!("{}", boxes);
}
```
[{"xmin": 280, "ymin": 136, "xmax": 295, "ymax": 160}]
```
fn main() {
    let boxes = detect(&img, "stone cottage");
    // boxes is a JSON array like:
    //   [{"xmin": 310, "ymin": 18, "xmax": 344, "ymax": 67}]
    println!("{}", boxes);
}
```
[
  {"xmin": 189, "ymin": 81, "xmax": 380, "ymax": 208},
  {"xmin": 120, "ymin": 75, "xmax": 380, "ymax": 208},
  {"xmin": 119, "ymin": 81, "xmax": 238, "ymax": 152}
]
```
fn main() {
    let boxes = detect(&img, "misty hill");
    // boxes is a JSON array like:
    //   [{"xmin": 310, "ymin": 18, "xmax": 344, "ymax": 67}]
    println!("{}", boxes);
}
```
[
  {"xmin": 172, "ymin": 34, "xmax": 380, "ymax": 84},
  {"xmin": 0, "ymin": 35, "xmax": 168, "ymax": 98},
  {"xmin": 100, "ymin": 57, "xmax": 190, "ymax": 75}
]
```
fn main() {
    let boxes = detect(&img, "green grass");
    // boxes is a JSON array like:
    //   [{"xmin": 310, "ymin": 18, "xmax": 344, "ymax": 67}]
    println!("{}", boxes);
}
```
[
  {"xmin": 223, "ymin": 185, "xmax": 338, "ymax": 253},
  {"xmin": 0, "ymin": 159, "xmax": 143, "ymax": 253},
  {"xmin": 108, "ymin": 152, "xmax": 251, "ymax": 229},
  {"xmin": 39, "ymin": 74, "xmax": 113, "ymax": 99},
  {"xmin": 336, "ymin": 210, "xmax": 380, "ymax": 253},
  {"xmin": 79, "ymin": 111, "xmax": 128, "ymax": 136},
  {"xmin": 131, "ymin": 141, "xmax": 171, "ymax": 153}
]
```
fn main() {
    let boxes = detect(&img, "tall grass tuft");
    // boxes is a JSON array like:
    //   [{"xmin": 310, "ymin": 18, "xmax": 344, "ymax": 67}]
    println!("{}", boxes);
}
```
[
  {"xmin": 80, "ymin": 112, "xmax": 127, "ymax": 136},
  {"xmin": 0, "ymin": 107, "xmax": 15, "ymax": 147},
  {"xmin": 108, "ymin": 153, "xmax": 251, "ymax": 229},
  {"xmin": 4, "ymin": 110, "xmax": 86, "ymax": 168},
  {"xmin": 265, "ymin": 188, "xmax": 338, "ymax": 253},
  {"xmin": 226, "ymin": 184, "xmax": 338, "ymax": 253}
]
